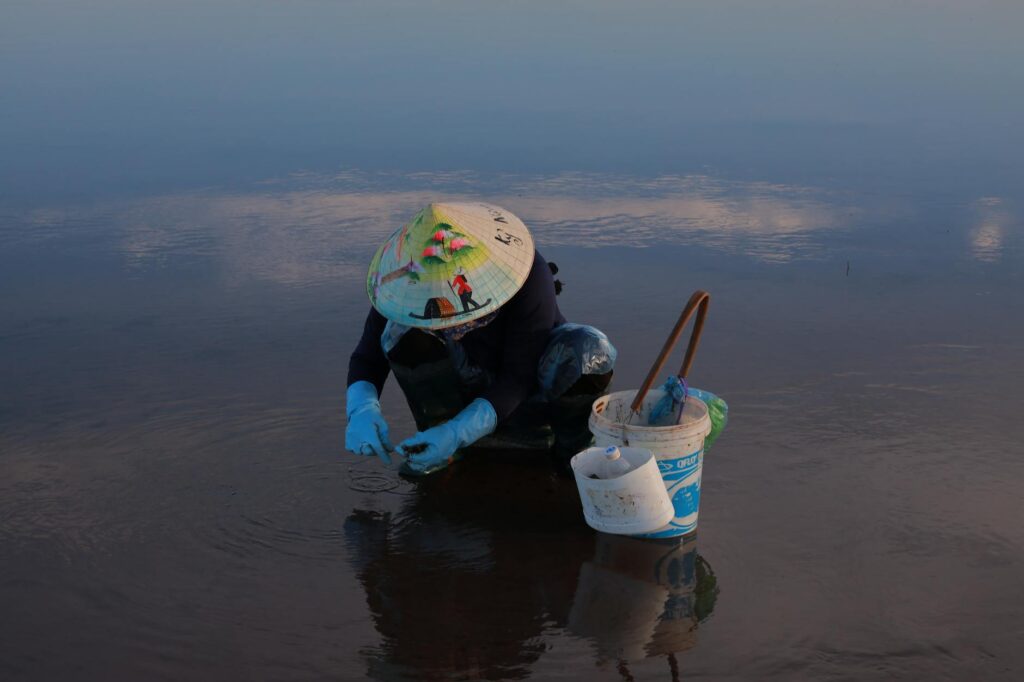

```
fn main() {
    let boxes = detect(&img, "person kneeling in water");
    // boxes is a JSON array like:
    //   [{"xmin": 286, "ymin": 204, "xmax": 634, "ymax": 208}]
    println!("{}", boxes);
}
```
[{"xmin": 345, "ymin": 202, "xmax": 616, "ymax": 475}]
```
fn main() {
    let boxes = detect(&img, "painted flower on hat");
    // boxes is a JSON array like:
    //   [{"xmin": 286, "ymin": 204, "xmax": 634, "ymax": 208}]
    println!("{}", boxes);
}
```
[{"xmin": 421, "ymin": 223, "xmax": 475, "ymax": 263}]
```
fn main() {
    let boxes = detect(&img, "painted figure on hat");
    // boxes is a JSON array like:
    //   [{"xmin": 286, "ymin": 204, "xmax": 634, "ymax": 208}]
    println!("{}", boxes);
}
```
[{"xmin": 450, "ymin": 267, "xmax": 484, "ymax": 313}]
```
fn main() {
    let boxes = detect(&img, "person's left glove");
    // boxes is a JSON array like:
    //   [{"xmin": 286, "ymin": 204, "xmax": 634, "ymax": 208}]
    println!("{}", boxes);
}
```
[
  {"xmin": 345, "ymin": 381, "xmax": 394, "ymax": 464},
  {"xmin": 396, "ymin": 398, "xmax": 497, "ymax": 475}
]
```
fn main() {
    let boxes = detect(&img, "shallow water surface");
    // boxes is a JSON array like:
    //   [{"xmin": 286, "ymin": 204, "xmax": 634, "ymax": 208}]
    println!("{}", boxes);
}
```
[
  {"xmin": 2, "ymin": 170, "xmax": 1021, "ymax": 680},
  {"xmin": 3, "ymin": 1, "xmax": 1024, "ymax": 680}
]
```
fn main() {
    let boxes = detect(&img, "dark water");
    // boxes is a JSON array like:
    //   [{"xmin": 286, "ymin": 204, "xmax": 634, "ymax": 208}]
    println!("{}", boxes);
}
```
[{"xmin": 3, "ymin": 3, "xmax": 1024, "ymax": 681}]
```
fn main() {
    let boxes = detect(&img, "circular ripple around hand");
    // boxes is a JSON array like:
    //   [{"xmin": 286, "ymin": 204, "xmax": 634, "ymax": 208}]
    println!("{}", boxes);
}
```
[{"xmin": 347, "ymin": 472, "xmax": 399, "ymax": 493}]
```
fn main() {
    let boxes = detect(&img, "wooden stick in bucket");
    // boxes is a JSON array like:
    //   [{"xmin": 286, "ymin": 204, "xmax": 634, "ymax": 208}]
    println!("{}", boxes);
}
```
[{"xmin": 630, "ymin": 290, "xmax": 711, "ymax": 414}]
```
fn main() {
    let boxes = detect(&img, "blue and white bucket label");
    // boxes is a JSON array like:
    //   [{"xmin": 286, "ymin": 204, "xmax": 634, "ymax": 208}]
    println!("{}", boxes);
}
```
[{"xmin": 640, "ymin": 448, "xmax": 704, "ymax": 538}]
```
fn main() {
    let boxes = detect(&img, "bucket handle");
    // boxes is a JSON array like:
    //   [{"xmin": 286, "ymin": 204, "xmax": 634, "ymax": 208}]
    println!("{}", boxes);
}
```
[{"xmin": 630, "ymin": 290, "xmax": 711, "ymax": 414}]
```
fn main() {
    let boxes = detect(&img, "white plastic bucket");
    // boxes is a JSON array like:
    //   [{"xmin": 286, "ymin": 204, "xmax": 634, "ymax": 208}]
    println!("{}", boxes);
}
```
[
  {"xmin": 570, "ymin": 447, "xmax": 674, "ymax": 536},
  {"xmin": 589, "ymin": 390, "xmax": 712, "ymax": 538}
]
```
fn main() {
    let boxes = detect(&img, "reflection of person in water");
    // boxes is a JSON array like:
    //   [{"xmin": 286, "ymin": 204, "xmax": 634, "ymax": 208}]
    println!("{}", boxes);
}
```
[
  {"xmin": 344, "ymin": 462, "xmax": 591, "ymax": 680},
  {"xmin": 343, "ymin": 459, "xmax": 719, "ymax": 681},
  {"xmin": 450, "ymin": 267, "xmax": 483, "ymax": 312}
]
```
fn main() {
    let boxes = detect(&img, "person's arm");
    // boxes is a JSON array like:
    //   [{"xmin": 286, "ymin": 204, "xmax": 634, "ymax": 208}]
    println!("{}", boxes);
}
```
[
  {"xmin": 347, "ymin": 308, "xmax": 390, "ymax": 396},
  {"xmin": 345, "ymin": 309, "xmax": 394, "ymax": 462}
]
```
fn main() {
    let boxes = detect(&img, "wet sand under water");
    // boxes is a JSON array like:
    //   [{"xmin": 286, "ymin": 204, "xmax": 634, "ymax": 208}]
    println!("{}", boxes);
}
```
[{"xmin": 1, "ymin": 171, "xmax": 1023, "ymax": 680}]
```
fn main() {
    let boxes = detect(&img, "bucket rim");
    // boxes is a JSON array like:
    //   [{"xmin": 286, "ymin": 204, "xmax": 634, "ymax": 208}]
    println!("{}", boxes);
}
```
[
  {"xmin": 590, "ymin": 389, "xmax": 710, "ymax": 434},
  {"xmin": 570, "ymin": 446, "xmax": 659, "ymax": 487}
]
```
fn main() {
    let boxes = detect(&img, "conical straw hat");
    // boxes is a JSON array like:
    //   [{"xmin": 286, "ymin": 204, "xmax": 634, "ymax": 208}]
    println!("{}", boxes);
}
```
[{"xmin": 367, "ymin": 202, "xmax": 535, "ymax": 329}]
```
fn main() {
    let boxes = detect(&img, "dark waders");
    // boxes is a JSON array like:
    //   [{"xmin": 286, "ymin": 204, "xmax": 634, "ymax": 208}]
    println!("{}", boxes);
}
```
[{"xmin": 386, "ymin": 325, "xmax": 614, "ymax": 472}]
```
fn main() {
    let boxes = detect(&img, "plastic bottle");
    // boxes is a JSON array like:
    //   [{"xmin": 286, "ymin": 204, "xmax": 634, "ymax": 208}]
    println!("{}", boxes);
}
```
[{"xmin": 591, "ymin": 446, "xmax": 633, "ymax": 480}]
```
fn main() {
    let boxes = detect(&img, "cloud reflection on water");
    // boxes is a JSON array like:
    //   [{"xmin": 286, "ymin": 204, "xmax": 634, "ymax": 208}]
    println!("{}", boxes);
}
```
[
  {"xmin": 969, "ymin": 197, "xmax": 1011, "ymax": 263},
  {"xmin": 19, "ymin": 172, "xmax": 855, "ymax": 286}
]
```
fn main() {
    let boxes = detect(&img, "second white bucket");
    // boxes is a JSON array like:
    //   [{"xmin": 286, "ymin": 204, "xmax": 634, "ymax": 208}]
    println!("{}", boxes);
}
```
[
  {"xmin": 589, "ymin": 389, "xmax": 712, "ymax": 538},
  {"xmin": 571, "ymin": 447, "xmax": 674, "ymax": 536}
]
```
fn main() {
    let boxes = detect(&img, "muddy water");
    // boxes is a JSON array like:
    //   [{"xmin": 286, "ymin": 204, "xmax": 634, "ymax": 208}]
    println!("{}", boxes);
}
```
[{"xmin": 4, "ymin": 1, "xmax": 1024, "ymax": 680}]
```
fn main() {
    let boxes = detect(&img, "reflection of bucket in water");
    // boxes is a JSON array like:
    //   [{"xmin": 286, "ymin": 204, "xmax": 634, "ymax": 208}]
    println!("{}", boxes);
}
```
[
  {"xmin": 589, "ymin": 390, "xmax": 712, "ymax": 538},
  {"xmin": 568, "ymin": 562, "xmax": 668, "ymax": 661},
  {"xmin": 567, "ymin": 534, "xmax": 715, "ymax": 661}
]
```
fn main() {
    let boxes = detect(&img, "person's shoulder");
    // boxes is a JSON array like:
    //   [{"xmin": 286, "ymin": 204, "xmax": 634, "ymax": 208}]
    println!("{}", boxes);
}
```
[
  {"xmin": 528, "ymin": 249, "xmax": 553, "ymax": 283},
  {"xmin": 366, "ymin": 307, "xmax": 388, "ymax": 326},
  {"xmin": 522, "ymin": 249, "xmax": 551, "ymax": 283},
  {"xmin": 531, "ymin": 249, "xmax": 548, "ymax": 272},
  {"xmin": 507, "ymin": 250, "xmax": 554, "ymax": 304}
]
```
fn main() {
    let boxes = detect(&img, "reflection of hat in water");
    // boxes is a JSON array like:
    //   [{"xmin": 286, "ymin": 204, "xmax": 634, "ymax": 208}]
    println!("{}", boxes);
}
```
[{"xmin": 367, "ymin": 202, "xmax": 535, "ymax": 330}]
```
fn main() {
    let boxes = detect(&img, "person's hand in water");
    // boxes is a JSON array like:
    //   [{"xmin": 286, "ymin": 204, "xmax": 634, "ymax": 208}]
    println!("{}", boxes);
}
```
[
  {"xmin": 396, "ymin": 398, "xmax": 497, "ymax": 475},
  {"xmin": 345, "ymin": 381, "xmax": 394, "ymax": 464},
  {"xmin": 395, "ymin": 423, "xmax": 459, "ymax": 474}
]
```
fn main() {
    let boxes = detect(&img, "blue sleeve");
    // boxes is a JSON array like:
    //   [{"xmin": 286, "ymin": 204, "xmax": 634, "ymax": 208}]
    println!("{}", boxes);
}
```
[
  {"xmin": 347, "ymin": 308, "xmax": 390, "ymax": 397},
  {"xmin": 481, "ymin": 252, "xmax": 562, "ymax": 421}
]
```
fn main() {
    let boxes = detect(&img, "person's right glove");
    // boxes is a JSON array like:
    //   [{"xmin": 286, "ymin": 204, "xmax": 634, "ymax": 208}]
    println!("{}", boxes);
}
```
[
  {"xmin": 345, "ymin": 381, "xmax": 394, "ymax": 464},
  {"xmin": 395, "ymin": 398, "xmax": 497, "ymax": 475}
]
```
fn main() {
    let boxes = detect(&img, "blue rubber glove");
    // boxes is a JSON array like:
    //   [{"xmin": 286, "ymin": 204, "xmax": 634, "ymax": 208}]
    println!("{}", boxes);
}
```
[
  {"xmin": 396, "ymin": 398, "xmax": 497, "ymax": 475},
  {"xmin": 345, "ymin": 381, "xmax": 394, "ymax": 464}
]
